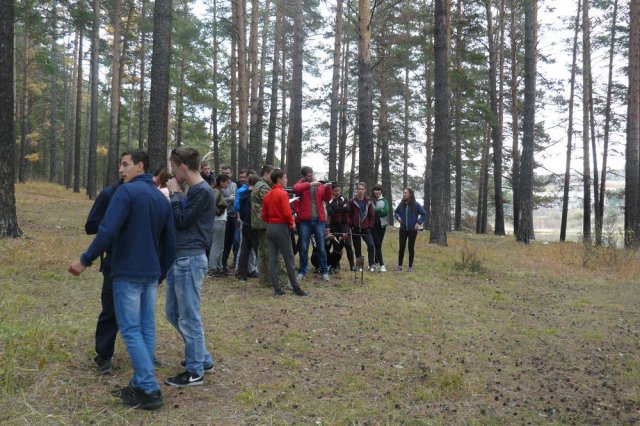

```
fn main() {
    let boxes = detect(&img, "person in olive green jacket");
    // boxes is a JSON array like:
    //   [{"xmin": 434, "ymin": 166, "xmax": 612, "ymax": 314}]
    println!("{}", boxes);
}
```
[{"xmin": 371, "ymin": 184, "xmax": 390, "ymax": 272}]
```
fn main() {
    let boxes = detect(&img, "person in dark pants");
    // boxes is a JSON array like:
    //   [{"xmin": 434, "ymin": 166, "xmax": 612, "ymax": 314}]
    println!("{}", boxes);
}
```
[
  {"xmin": 347, "ymin": 182, "xmax": 376, "ymax": 272},
  {"xmin": 236, "ymin": 175, "xmax": 260, "ymax": 281},
  {"xmin": 220, "ymin": 166, "xmax": 238, "ymax": 273},
  {"xmin": 394, "ymin": 187, "xmax": 428, "ymax": 272},
  {"xmin": 85, "ymin": 180, "xmax": 122, "ymax": 375},
  {"xmin": 261, "ymin": 170, "xmax": 309, "ymax": 297},
  {"xmin": 371, "ymin": 184, "xmax": 390, "ymax": 272},
  {"xmin": 327, "ymin": 183, "xmax": 355, "ymax": 271}
]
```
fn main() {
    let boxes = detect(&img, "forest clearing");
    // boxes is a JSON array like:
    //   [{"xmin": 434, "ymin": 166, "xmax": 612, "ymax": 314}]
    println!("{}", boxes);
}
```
[{"xmin": 1, "ymin": 183, "xmax": 639, "ymax": 424}]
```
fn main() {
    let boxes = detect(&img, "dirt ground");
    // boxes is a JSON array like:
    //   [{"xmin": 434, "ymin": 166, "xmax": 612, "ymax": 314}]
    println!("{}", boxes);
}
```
[{"xmin": 1, "ymin": 182, "xmax": 639, "ymax": 425}]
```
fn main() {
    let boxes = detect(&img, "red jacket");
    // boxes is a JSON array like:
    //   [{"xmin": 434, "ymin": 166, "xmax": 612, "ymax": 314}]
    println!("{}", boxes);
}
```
[
  {"xmin": 347, "ymin": 196, "xmax": 375, "ymax": 229},
  {"xmin": 292, "ymin": 180, "xmax": 333, "ymax": 222},
  {"xmin": 261, "ymin": 184, "xmax": 294, "ymax": 229}
]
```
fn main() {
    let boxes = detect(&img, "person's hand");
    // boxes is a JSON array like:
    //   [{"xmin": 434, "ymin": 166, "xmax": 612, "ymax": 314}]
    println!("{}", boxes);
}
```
[
  {"xmin": 167, "ymin": 177, "xmax": 180, "ymax": 192},
  {"xmin": 68, "ymin": 259, "xmax": 86, "ymax": 276},
  {"xmin": 397, "ymin": 217, "xmax": 402, "ymax": 223},
  {"xmin": 414, "ymin": 223, "xmax": 420, "ymax": 230}
]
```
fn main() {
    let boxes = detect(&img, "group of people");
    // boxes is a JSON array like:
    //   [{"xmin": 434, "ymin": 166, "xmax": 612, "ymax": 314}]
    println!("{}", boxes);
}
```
[{"xmin": 67, "ymin": 146, "xmax": 428, "ymax": 411}]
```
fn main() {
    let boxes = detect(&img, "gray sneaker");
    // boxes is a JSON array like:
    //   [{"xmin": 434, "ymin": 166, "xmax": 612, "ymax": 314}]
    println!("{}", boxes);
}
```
[{"xmin": 322, "ymin": 273, "xmax": 330, "ymax": 282}]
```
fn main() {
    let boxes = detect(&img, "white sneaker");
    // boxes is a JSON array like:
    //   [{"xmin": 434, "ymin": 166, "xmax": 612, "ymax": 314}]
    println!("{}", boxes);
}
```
[
  {"xmin": 368, "ymin": 265, "xmax": 377, "ymax": 273},
  {"xmin": 322, "ymin": 273, "xmax": 330, "ymax": 282},
  {"xmin": 296, "ymin": 273, "xmax": 305, "ymax": 282},
  {"xmin": 379, "ymin": 265, "xmax": 387, "ymax": 272}
]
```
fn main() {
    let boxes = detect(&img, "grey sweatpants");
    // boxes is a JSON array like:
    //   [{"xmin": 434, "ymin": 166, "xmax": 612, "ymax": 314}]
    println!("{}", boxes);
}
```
[{"xmin": 266, "ymin": 223, "xmax": 299, "ymax": 291}]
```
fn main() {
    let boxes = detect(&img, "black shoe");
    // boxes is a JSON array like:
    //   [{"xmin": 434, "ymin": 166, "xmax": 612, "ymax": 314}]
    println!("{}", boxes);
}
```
[
  {"xmin": 95, "ymin": 356, "xmax": 113, "ymax": 375},
  {"xmin": 292, "ymin": 287, "xmax": 310, "ymax": 297},
  {"xmin": 121, "ymin": 386, "xmax": 163, "ymax": 410},
  {"xmin": 273, "ymin": 289, "xmax": 286, "ymax": 297},
  {"xmin": 165, "ymin": 370, "xmax": 204, "ymax": 387},
  {"xmin": 180, "ymin": 360, "xmax": 215, "ymax": 373},
  {"xmin": 111, "ymin": 384, "xmax": 136, "ymax": 399},
  {"xmin": 247, "ymin": 271, "xmax": 259, "ymax": 279}
]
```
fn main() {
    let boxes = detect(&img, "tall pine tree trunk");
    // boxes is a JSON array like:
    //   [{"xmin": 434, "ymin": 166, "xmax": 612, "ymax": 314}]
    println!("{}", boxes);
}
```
[
  {"xmin": 106, "ymin": 0, "xmax": 122, "ymax": 186},
  {"xmin": 18, "ymin": 28, "xmax": 30, "ymax": 183},
  {"xmin": 625, "ymin": 0, "xmax": 640, "ymax": 247},
  {"xmin": 356, "ymin": 0, "xmax": 374, "ymax": 188},
  {"xmin": 138, "ymin": 0, "xmax": 147, "ymax": 149},
  {"xmin": 560, "ymin": 0, "xmax": 580, "ymax": 242},
  {"xmin": 430, "ymin": 0, "xmax": 451, "ymax": 246},
  {"xmin": 581, "ymin": 0, "xmax": 592, "ymax": 242},
  {"xmin": 73, "ymin": 31, "xmax": 83, "ymax": 193},
  {"xmin": 0, "ymin": 0, "xmax": 23, "ymax": 237},
  {"xmin": 236, "ymin": 0, "xmax": 248, "ymax": 169},
  {"xmin": 453, "ymin": 0, "xmax": 463, "ymax": 231},
  {"xmin": 516, "ymin": 0, "xmax": 536, "ymax": 243},
  {"xmin": 49, "ymin": 13, "xmax": 58, "ymax": 183},
  {"xmin": 510, "ymin": 0, "xmax": 520, "ymax": 234},
  {"xmin": 87, "ymin": 0, "xmax": 100, "ymax": 199},
  {"xmin": 248, "ymin": 0, "xmax": 260, "ymax": 169},
  {"xmin": 403, "ymin": 66, "xmax": 410, "ymax": 190},
  {"xmin": 378, "ymin": 21, "xmax": 392, "ymax": 223},
  {"xmin": 329, "ymin": 0, "xmax": 343, "ymax": 181},
  {"xmin": 230, "ymin": 32, "xmax": 238, "ymax": 171},
  {"xmin": 211, "ymin": 0, "xmax": 220, "ymax": 174},
  {"xmin": 255, "ymin": 0, "xmax": 271, "ymax": 168},
  {"xmin": 147, "ymin": 0, "xmax": 173, "ymax": 172},
  {"xmin": 338, "ymin": 1, "xmax": 352, "ymax": 183},
  {"xmin": 266, "ymin": 0, "xmax": 283, "ymax": 167},
  {"xmin": 285, "ymin": 0, "xmax": 303, "ymax": 180},
  {"xmin": 598, "ymin": 0, "xmax": 618, "ymax": 242},
  {"xmin": 486, "ymin": 0, "xmax": 505, "ymax": 235}
]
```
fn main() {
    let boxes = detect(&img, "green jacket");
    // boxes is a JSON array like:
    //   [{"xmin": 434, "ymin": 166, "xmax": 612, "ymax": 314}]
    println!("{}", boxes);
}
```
[
  {"xmin": 373, "ymin": 196, "xmax": 390, "ymax": 227},
  {"xmin": 251, "ymin": 178, "xmax": 271, "ymax": 230}
]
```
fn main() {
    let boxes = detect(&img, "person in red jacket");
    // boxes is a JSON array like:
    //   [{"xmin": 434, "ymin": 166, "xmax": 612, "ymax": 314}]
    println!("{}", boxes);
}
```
[
  {"xmin": 292, "ymin": 166, "xmax": 333, "ymax": 282},
  {"xmin": 347, "ymin": 182, "xmax": 376, "ymax": 272},
  {"xmin": 261, "ymin": 169, "xmax": 309, "ymax": 297}
]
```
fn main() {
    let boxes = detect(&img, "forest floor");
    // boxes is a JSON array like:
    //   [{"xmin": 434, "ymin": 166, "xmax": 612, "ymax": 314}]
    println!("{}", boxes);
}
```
[{"xmin": 1, "ymin": 182, "xmax": 640, "ymax": 425}]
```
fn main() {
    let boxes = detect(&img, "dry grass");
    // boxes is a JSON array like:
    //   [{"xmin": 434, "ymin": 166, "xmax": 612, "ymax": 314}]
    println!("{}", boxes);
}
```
[{"xmin": 1, "ymin": 182, "xmax": 640, "ymax": 424}]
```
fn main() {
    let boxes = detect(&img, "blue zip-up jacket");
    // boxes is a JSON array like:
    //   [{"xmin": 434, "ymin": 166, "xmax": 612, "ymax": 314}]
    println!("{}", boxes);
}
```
[
  {"xmin": 80, "ymin": 173, "xmax": 176, "ymax": 281},
  {"xmin": 84, "ymin": 181, "xmax": 122, "ymax": 271},
  {"xmin": 394, "ymin": 201, "xmax": 427, "ymax": 231},
  {"xmin": 233, "ymin": 184, "xmax": 249, "ymax": 212},
  {"xmin": 238, "ymin": 188, "xmax": 252, "ymax": 226}
]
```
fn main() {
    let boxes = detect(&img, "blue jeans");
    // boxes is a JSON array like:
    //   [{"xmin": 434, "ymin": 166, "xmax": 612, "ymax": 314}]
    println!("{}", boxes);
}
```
[
  {"xmin": 298, "ymin": 220, "xmax": 328, "ymax": 275},
  {"xmin": 113, "ymin": 276, "xmax": 159, "ymax": 393},
  {"xmin": 166, "ymin": 254, "xmax": 213, "ymax": 376}
]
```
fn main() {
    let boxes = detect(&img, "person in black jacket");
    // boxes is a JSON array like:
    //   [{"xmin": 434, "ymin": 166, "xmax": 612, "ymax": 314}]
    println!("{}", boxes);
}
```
[
  {"xmin": 84, "ymin": 179, "xmax": 122, "ymax": 375},
  {"xmin": 326, "ymin": 183, "xmax": 355, "ymax": 271}
]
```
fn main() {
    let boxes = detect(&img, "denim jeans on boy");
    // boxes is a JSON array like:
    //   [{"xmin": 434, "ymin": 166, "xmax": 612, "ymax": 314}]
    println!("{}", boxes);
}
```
[
  {"xmin": 298, "ymin": 220, "xmax": 328, "ymax": 275},
  {"xmin": 165, "ymin": 254, "xmax": 213, "ymax": 376},
  {"xmin": 112, "ymin": 276, "xmax": 160, "ymax": 393}
]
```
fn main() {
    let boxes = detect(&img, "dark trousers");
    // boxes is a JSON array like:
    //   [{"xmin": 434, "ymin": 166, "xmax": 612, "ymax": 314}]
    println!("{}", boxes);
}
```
[
  {"xmin": 266, "ymin": 223, "xmax": 300, "ymax": 291},
  {"xmin": 371, "ymin": 222, "xmax": 386, "ymax": 266},
  {"xmin": 398, "ymin": 229, "xmax": 418, "ymax": 267},
  {"xmin": 236, "ymin": 225, "xmax": 259, "ymax": 279},
  {"xmin": 351, "ymin": 227, "xmax": 375, "ymax": 267},
  {"xmin": 222, "ymin": 217, "xmax": 239, "ymax": 269},
  {"xmin": 330, "ymin": 222, "xmax": 354, "ymax": 268},
  {"xmin": 95, "ymin": 263, "xmax": 118, "ymax": 359}
]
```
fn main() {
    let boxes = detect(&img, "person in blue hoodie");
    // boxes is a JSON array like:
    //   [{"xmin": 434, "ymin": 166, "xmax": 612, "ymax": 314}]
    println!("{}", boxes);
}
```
[
  {"xmin": 236, "ymin": 175, "xmax": 260, "ymax": 281},
  {"xmin": 68, "ymin": 150, "xmax": 176, "ymax": 410},
  {"xmin": 393, "ymin": 187, "xmax": 427, "ymax": 272}
]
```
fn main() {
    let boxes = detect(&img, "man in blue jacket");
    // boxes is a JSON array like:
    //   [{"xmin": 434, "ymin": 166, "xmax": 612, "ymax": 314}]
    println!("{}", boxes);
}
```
[{"xmin": 69, "ymin": 150, "xmax": 176, "ymax": 410}]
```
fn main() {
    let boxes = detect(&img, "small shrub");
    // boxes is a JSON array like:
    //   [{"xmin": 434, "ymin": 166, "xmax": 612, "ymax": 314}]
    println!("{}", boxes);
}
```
[{"xmin": 453, "ymin": 242, "xmax": 483, "ymax": 273}]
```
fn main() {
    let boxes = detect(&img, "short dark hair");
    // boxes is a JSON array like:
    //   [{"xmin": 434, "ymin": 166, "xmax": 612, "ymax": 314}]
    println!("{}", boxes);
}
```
[
  {"xmin": 260, "ymin": 165, "xmax": 274, "ymax": 177},
  {"xmin": 201, "ymin": 161, "xmax": 210, "ymax": 169},
  {"xmin": 301, "ymin": 166, "xmax": 313, "ymax": 177},
  {"xmin": 153, "ymin": 167, "xmax": 170, "ymax": 187},
  {"xmin": 248, "ymin": 175, "xmax": 260, "ymax": 186},
  {"xmin": 271, "ymin": 169, "xmax": 285, "ymax": 184},
  {"xmin": 214, "ymin": 173, "xmax": 231, "ymax": 188},
  {"xmin": 247, "ymin": 169, "xmax": 257, "ymax": 176},
  {"xmin": 372, "ymin": 184, "xmax": 383, "ymax": 192},
  {"xmin": 332, "ymin": 182, "xmax": 342, "ymax": 189},
  {"xmin": 170, "ymin": 146, "xmax": 200, "ymax": 171},
  {"xmin": 121, "ymin": 150, "xmax": 149, "ymax": 172}
]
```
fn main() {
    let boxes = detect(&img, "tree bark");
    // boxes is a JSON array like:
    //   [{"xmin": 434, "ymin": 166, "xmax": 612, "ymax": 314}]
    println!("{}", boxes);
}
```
[
  {"xmin": 105, "ymin": 0, "xmax": 123, "ymax": 186},
  {"xmin": 356, "ymin": 0, "xmax": 374, "ymax": 189},
  {"xmin": 338, "ymin": 0, "xmax": 352, "ymax": 183},
  {"xmin": 87, "ymin": 0, "xmax": 100, "ymax": 199},
  {"xmin": 138, "ymin": 0, "xmax": 147, "ymax": 149},
  {"xmin": 266, "ymin": 0, "xmax": 283, "ymax": 167},
  {"xmin": 248, "ymin": 0, "xmax": 261, "ymax": 169},
  {"xmin": 560, "ymin": 0, "xmax": 580, "ymax": 242},
  {"xmin": 49, "ymin": 12, "xmax": 58, "ymax": 183},
  {"xmin": 230, "ymin": 24, "xmax": 238, "ymax": 172},
  {"xmin": 255, "ymin": 0, "xmax": 271, "ymax": 169},
  {"xmin": 18, "ymin": 28, "xmax": 30, "ymax": 183},
  {"xmin": 510, "ymin": 0, "xmax": 520, "ymax": 234},
  {"xmin": 378, "ymin": 21, "xmax": 392, "ymax": 224},
  {"xmin": 430, "ymin": 0, "xmax": 451, "ymax": 246},
  {"xmin": 0, "ymin": 0, "xmax": 23, "ymax": 237},
  {"xmin": 73, "ymin": 30, "xmax": 84, "ymax": 193},
  {"xmin": 211, "ymin": 0, "xmax": 220, "ymax": 174},
  {"xmin": 516, "ymin": 0, "xmax": 536, "ymax": 243},
  {"xmin": 453, "ymin": 0, "xmax": 462, "ymax": 231},
  {"xmin": 285, "ymin": 0, "xmax": 303, "ymax": 180},
  {"xmin": 625, "ymin": 0, "xmax": 640, "ymax": 247},
  {"xmin": 328, "ymin": 0, "xmax": 344, "ymax": 181},
  {"xmin": 147, "ymin": 0, "xmax": 173, "ymax": 172},
  {"xmin": 598, "ymin": 0, "xmax": 618, "ymax": 243},
  {"xmin": 236, "ymin": 0, "xmax": 249, "ymax": 169},
  {"xmin": 581, "ymin": 0, "xmax": 591, "ymax": 242},
  {"xmin": 485, "ymin": 0, "xmax": 505, "ymax": 235}
]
